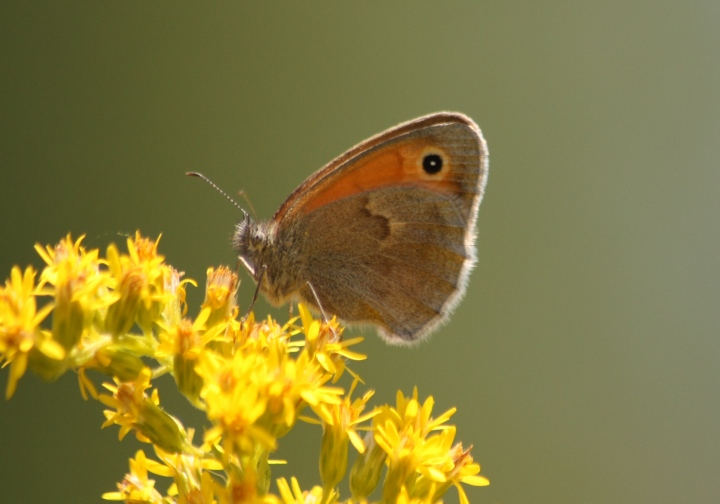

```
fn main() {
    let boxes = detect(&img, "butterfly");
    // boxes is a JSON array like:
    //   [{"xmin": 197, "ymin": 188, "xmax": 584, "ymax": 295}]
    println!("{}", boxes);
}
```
[{"xmin": 195, "ymin": 112, "xmax": 488, "ymax": 344}]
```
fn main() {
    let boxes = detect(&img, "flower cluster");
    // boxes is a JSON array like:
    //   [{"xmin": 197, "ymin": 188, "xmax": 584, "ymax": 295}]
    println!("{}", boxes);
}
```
[{"xmin": 0, "ymin": 232, "xmax": 488, "ymax": 503}]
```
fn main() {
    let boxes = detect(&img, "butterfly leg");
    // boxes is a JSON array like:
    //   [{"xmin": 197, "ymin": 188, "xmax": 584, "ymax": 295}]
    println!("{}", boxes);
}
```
[
  {"xmin": 305, "ymin": 281, "xmax": 340, "ymax": 340},
  {"xmin": 243, "ymin": 264, "xmax": 267, "ymax": 321},
  {"xmin": 305, "ymin": 281, "xmax": 329, "ymax": 322}
]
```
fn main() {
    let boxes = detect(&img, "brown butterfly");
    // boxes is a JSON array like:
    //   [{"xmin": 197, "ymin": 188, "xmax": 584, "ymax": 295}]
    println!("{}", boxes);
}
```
[{"xmin": 197, "ymin": 113, "xmax": 488, "ymax": 344}]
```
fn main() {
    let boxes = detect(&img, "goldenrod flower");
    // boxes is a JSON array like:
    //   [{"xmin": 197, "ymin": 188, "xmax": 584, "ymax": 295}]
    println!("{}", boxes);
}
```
[
  {"xmin": 81, "ymin": 338, "xmax": 147, "ymax": 384},
  {"xmin": 349, "ymin": 432, "xmax": 387, "ymax": 500},
  {"xmin": 198, "ymin": 349, "xmax": 279, "ymax": 457},
  {"xmin": 99, "ymin": 367, "xmax": 190, "ymax": 453},
  {"xmin": 156, "ymin": 269, "xmax": 232, "ymax": 406},
  {"xmin": 396, "ymin": 484, "xmax": 437, "ymax": 504},
  {"xmin": 198, "ymin": 312, "xmax": 346, "ymax": 463},
  {"xmin": 202, "ymin": 265, "xmax": 239, "ymax": 329},
  {"xmin": 146, "ymin": 444, "xmax": 223, "ymax": 503},
  {"xmin": 35, "ymin": 234, "xmax": 111, "ymax": 353},
  {"xmin": 102, "ymin": 449, "xmax": 165, "ymax": 503},
  {"xmin": 373, "ymin": 388, "xmax": 488, "ymax": 502},
  {"xmin": 308, "ymin": 378, "xmax": 379, "ymax": 492},
  {"xmin": 418, "ymin": 439, "xmax": 490, "ymax": 504},
  {"xmin": 159, "ymin": 316, "xmax": 209, "ymax": 404},
  {"xmin": 0, "ymin": 266, "xmax": 62, "ymax": 398},
  {"xmin": 298, "ymin": 303, "xmax": 366, "ymax": 382},
  {"xmin": 276, "ymin": 477, "xmax": 336, "ymax": 504},
  {"xmin": 216, "ymin": 466, "xmax": 287, "ymax": 504},
  {"xmin": 105, "ymin": 232, "xmax": 169, "ymax": 337},
  {"xmin": 1, "ymin": 233, "xmax": 489, "ymax": 503},
  {"xmin": 161, "ymin": 266, "xmax": 195, "ymax": 331}
]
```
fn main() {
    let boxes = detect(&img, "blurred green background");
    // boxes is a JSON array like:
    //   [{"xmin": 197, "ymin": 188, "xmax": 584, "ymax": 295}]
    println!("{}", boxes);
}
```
[{"xmin": 2, "ymin": 2, "xmax": 720, "ymax": 503}]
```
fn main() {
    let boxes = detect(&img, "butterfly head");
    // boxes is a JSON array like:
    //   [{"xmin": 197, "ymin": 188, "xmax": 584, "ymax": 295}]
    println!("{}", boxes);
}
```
[{"xmin": 233, "ymin": 214, "xmax": 274, "ymax": 281}]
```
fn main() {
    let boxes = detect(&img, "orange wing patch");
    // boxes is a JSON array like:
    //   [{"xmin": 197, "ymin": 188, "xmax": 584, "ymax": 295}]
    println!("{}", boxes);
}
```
[{"xmin": 299, "ymin": 139, "xmax": 460, "ymax": 217}]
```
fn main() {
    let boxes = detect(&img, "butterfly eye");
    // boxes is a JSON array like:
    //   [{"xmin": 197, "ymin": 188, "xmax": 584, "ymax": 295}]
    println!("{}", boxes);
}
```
[
  {"xmin": 422, "ymin": 153, "xmax": 444, "ymax": 174},
  {"xmin": 252, "ymin": 229, "xmax": 265, "ymax": 244}
]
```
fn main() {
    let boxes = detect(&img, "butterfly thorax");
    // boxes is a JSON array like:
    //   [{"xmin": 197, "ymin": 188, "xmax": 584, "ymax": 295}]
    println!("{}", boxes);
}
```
[{"xmin": 232, "ymin": 216, "xmax": 304, "ymax": 305}]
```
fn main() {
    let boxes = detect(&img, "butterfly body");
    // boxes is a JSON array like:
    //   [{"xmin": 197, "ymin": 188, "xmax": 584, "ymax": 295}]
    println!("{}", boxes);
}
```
[{"xmin": 232, "ymin": 112, "xmax": 488, "ymax": 344}]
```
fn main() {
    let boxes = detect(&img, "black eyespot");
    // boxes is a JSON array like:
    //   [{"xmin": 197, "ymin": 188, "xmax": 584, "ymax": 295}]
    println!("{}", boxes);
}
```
[{"xmin": 422, "ymin": 153, "xmax": 443, "ymax": 174}]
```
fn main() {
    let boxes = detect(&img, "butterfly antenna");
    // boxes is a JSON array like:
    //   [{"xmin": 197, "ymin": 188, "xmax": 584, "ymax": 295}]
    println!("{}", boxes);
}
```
[
  {"xmin": 236, "ymin": 190, "xmax": 258, "ymax": 220},
  {"xmin": 186, "ymin": 172, "xmax": 249, "ymax": 218}
]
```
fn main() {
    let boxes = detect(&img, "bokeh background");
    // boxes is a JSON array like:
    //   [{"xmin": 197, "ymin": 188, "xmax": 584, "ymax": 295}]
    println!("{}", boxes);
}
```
[{"xmin": 2, "ymin": 3, "xmax": 720, "ymax": 503}]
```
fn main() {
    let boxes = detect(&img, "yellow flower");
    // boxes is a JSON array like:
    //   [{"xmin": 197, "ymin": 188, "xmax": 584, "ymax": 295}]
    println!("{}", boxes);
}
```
[
  {"xmin": 0, "ymin": 266, "xmax": 63, "ymax": 398},
  {"xmin": 161, "ymin": 266, "xmax": 195, "ymax": 331},
  {"xmin": 298, "ymin": 303, "xmax": 366, "ymax": 382},
  {"xmin": 179, "ymin": 471, "xmax": 217, "ymax": 504},
  {"xmin": 199, "ymin": 348, "xmax": 279, "ymax": 457},
  {"xmin": 349, "ymin": 432, "xmax": 387, "ymax": 500},
  {"xmin": 202, "ymin": 266, "xmax": 239, "ymax": 329},
  {"xmin": 308, "ymin": 378, "xmax": 379, "ymax": 491},
  {"xmin": 373, "ymin": 388, "xmax": 488, "ymax": 502},
  {"xmin": 216, "ymin": 467, "xmax": 287, "ymax": 504},
  {"xmin": 2, "ymin": 234, "xmax": 490, "ymax": 503},
  {"xmin": 80, "ymin": 337, "xmax": 147, "ymax": 384},
  {"xmin": 156, "ymin": 308, "xmax": 225, "ymax": 406},
  {"xmin": 99, "ymin": 367, "xmax": 190, "ymax": 453},
  {"xmin": 102, "ymin": 450, "xmax": 165, "ymax": 503},
  {"xmin": 104, "ymin": 232, "xmax": 170, "ymax": 337},
  {"xmin": 396, "ymin": 484, "xmax": 437, "ymax": 504},
  {"xmin": 197, "ymin": 313, "xmax": 345, "ymax": 463},
  {"xmin": 276, "ymin": 477, "xmax": 336, "ymax": 504},
  {"xmin": 35, "ymin": 234, "xmax": 112, "ymax": 352},
  {"xmin": 410, "ymin": 427, "xmax": 490, "ymax": 504},
  {"xmin": 146, "ymin": 444, "xmax": 223, "ymax": 503}
]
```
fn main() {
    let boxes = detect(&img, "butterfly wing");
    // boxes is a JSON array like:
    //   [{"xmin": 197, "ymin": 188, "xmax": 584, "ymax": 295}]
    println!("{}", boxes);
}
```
[{"xmin": 276, "ymin": 113, "xmax": 488, "ymax": 343}]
